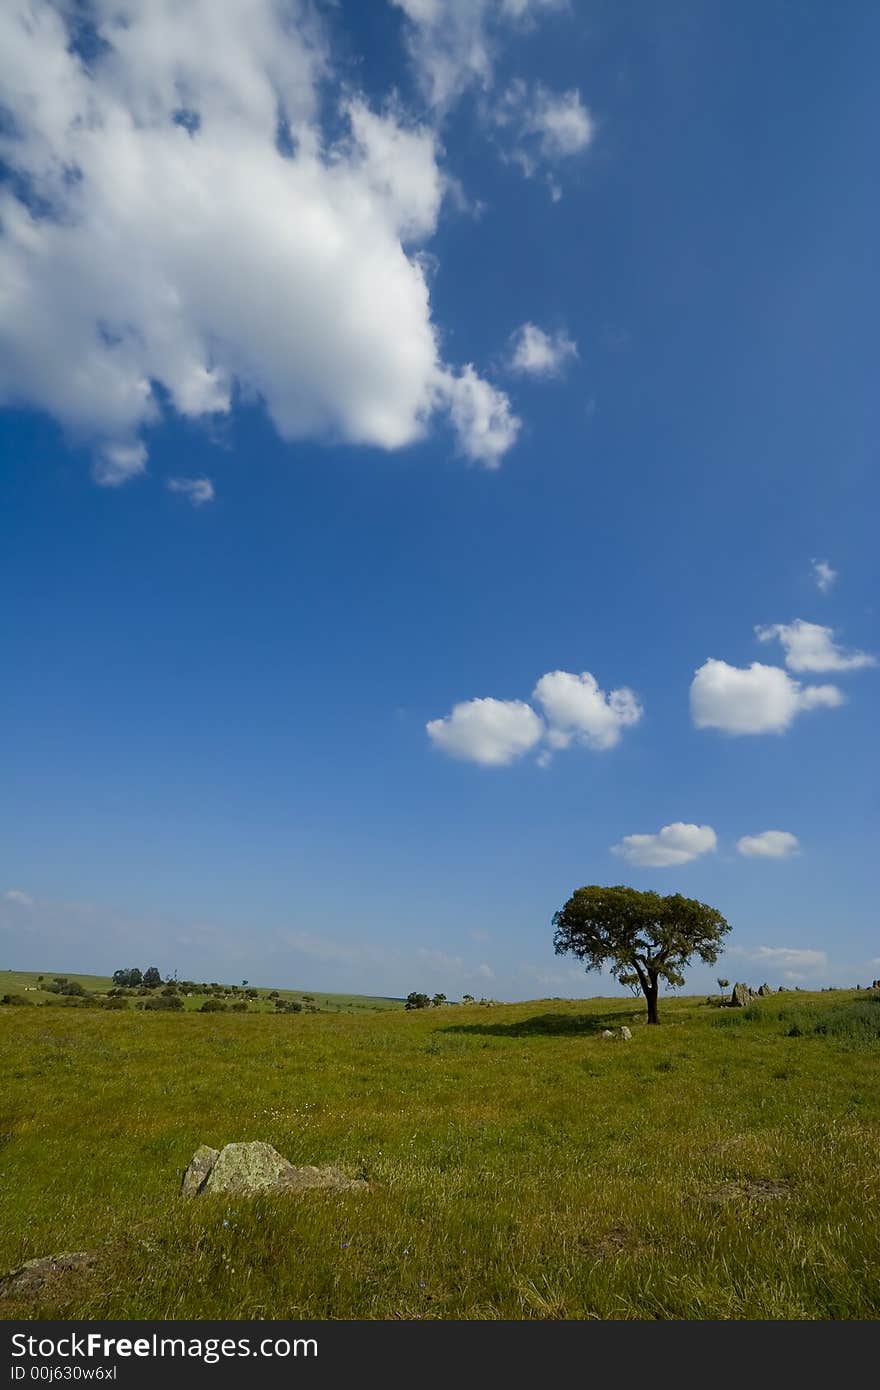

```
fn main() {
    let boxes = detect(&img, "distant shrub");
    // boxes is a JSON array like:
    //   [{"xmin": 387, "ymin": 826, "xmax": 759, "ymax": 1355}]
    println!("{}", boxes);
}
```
[
  {"xmin": 405, "ymin": 992, "xmax": 430, "ymax": 1010},
  {"xmin": 141, "ymin": 994, "xmax": 183, "ymax": 1011},
  {"xmin": 102, "ymin": 996, "xmax": 129, "ymax": 1010},
  {"xmin": 1, "ymin": 993, "xmax": 32, "ymax": 1006},
  {"xmin": 284, "ymin": 1001, "xmax": 302, "ymax": 1014},
  {"xmin": 200, "ymin": 998, "xmax": 226, "ymax": 1013},
  {"xmin": 231, "ymin": 1001, "xmax": 248, "ymax": 1012}
]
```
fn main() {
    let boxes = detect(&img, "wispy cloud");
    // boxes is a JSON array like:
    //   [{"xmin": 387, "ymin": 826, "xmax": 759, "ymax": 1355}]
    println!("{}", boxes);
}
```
[
  {"xmin": 3, "ymin": 889, "xmax": 34, "ymax": 908},
  {"xmin": 167, "ymin": 476, "xmax": 216, "ymax": 507},
  {"xmin": 811, "ymin": 559, "xmax": 837, "ymax": 593}
]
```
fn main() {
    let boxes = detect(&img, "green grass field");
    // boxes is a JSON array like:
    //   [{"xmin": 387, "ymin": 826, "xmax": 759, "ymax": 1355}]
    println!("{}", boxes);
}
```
[{"xmin": 1, "ymin": 989, "xmax": 879, "ymax": 1319}]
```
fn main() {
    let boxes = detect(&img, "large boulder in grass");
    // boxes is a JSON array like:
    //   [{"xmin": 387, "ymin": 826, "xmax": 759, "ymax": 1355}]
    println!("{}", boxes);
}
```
[
  {"xmin": 180, "ymin": 1141, "xmax": 366, "ymax": 1196},
  {"xmin": 730, "ymin": 982, "xmax": 751, "ymax": 1008}
]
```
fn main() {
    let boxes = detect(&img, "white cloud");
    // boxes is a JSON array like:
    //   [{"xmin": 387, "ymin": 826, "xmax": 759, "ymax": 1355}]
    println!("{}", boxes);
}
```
[
  {"xmin": 812, "ymin": 559, "xmax": 837, "ymax": 593},
  {"xmin": 428, "ymin": 668, "xmax": 643, "ymax": 766},
  {"xmin": 533, "ymin": 670, "xmax": 643, "ymax": 751},
  {"xmin": 611, "ymin": 823, "xmax": 717, "ymax": 868},
  {"xmin": 391, "ymin": 0, "xmax": 566, "ymax": 110},
  {"xmin": 417, "ymin": 948, "xmax": 495, "ymax": 985},
  {"xmin": 494, "ymin": 79, "xmax": 594, "ymax": 180},
  {"xmin": 4, "ymin": 889, "xmax": 34, "ymax": 908},
  {"xmin": 755, "ymin": 620, "xmax": 875, "ymax": 674},
  {"xmin": 0, "ymin": 1, "xmax": 518, "ymax": 483},
  {"xmin": 167, "ymin": 476, "xmax": 216, "ymax": 506},
  {"xmin": 730, "ymin": 945, "xmax": 827, "ymax": 977},
  {"xmin": 690, "ymin": 659, "xmax": 844, "ymax": 735},
  {"xmin": 509, "ymin": 323, "xmax": 578, "ymax": 378},
  {"xmin": 440, "ymin": 364, "xmax": 521, "ymax": 466},
  {"xmin": 93, "ymin": 442, "xmax": 148, "ymax": 489},
  {"xmin": 426, "ymin": 697, "xmax": 544, "ymax": 765},
  {"xmin": 736, "ymin": 830, "xmax": 801, "ymax": 860},
  {"xmin": 418, "ymin": 947, "xmax": 464, "ymax": 972}
]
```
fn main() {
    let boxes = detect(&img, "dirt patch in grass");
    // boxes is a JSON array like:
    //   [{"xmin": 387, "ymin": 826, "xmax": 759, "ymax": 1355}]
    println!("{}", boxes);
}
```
[
  {"xmin": 701, "ymin": 1178, "xmax": 791, "ymax": 1203},
  {"xmin": 578, "ymin": 1226, "xmax": 650, "ymax": 1259}
]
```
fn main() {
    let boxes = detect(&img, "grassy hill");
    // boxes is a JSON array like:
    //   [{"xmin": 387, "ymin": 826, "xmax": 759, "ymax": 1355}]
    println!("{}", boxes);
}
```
[
  {"xmin": 0, "ymin": 969, "xmax": 404, "ymax": 1014},
  {"xmin": 1, "ymin": 989, "xmax": 878, "ymax": 1318}
]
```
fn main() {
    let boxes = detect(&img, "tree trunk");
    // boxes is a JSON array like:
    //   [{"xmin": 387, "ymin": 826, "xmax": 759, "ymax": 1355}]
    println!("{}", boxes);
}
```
[{"xmin": 644, "ymin": 976, "xmax": 659, "ymax": 1025}]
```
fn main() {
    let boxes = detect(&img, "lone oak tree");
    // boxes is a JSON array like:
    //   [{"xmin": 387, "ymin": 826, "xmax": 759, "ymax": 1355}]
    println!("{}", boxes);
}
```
[{"xmin": 552, "ymin": 885, "xmax": 730, "ymax": 1024}]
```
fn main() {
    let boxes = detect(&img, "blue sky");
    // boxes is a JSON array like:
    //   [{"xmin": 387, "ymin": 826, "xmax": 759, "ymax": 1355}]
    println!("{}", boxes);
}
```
[{"xmin": 1, "ymin": 1, "xmax": 877, "ymax": 999}]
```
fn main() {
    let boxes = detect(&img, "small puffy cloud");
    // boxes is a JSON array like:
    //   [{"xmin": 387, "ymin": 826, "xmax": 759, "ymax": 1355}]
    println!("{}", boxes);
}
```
[
  {"xmin": 4, "ymin": 889, "xmax": 34, "ymax": 908},
  {"xmin": 812, "ymin": 559, "xmax": 837, "ymax": 593},
  {"xmin": 509, "ymin": 323, "xmax": 577, "ymax": 378},
  {"xmin": 690, "ymin": 659, "xmax": 844, "ymax": 735},
  {"xmin": 427, "ymin": 668, "xmax": 642, "ymax": 765},
  {"xmin": 0, "ymin": 2, "xmax": 519, "ymax": 484},
  {"xmin": 426, "ymin": 697, "xmax": 544, "ymax": 765},
  {"xmin": 756, "ymin": 620, "xmax": 875, "ymax": 674},
  {"xmin": 167, "ymin": 476, "xmax": 215, "ymax": 506},
  {"xmin": 737, "ymin": 830, "xmax": 801, "ymax": 860},
  {"xmin": 533, "ymin": 670, "xmax": 643, "ymax": 751},
  {"xmin": 611, "ymin": 823, "xmax": 717, "ymax": 868}
]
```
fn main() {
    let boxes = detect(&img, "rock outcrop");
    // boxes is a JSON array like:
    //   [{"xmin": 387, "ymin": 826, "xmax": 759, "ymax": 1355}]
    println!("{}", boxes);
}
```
[{"xmin": 180, "ymin": 1141, "xmax": 367, "ymax": 1196}]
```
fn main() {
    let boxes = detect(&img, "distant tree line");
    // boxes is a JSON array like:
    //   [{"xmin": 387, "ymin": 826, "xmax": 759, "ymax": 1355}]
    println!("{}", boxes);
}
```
[{"xmin": 405, "ymin": 991, "xmax": 493, "ymax": 1010}]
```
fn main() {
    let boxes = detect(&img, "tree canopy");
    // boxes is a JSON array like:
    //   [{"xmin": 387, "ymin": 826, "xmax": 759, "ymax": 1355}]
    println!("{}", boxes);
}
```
[{"xmin": 552, "ymin": 885, "xmax": 730, "ymax": 1024}]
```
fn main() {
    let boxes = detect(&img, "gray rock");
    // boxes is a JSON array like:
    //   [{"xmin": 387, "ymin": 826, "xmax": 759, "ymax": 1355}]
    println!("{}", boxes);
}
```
[
  {"xmin": 599, "ymin": 1029, "xmax": 615, "ymax": 1039},
  {"xmin": 182, "ymin": 1141, "xmax": 367, "ymax": 1196},
  {"xmin": 758, "ymin": 983, "xmax": 772, "ymax": 997},
  {"xmin": 202, "ymin": 1141, "xmax": 296, "ymax": 1194},
  {"xmin": 180, "ymin": 1144, "xmax": 220, "ymax": 1196},
  {"xmin": 730, "ymin": 982, "xmax": 750, "ymax": 1008},
  {"xmin": 0, "ymin": 1251, "xmax": 96, "ymax": 1297},
  {"xmin": 618, "ymin": 1026, "xmax": 632, "ymax": 1040}
]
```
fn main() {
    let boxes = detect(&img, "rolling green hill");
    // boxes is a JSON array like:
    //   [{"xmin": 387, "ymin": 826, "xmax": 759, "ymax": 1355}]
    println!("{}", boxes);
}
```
[{"xmin": 0, "ymin": 969, "xmax": 404, "ymax": 1013}]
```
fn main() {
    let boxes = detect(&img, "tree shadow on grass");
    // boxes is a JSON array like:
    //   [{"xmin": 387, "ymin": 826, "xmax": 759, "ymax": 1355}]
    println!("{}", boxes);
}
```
[{"xmin": 441, "ymin": 1009, "xmax": 645, "ymax": 1039}]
